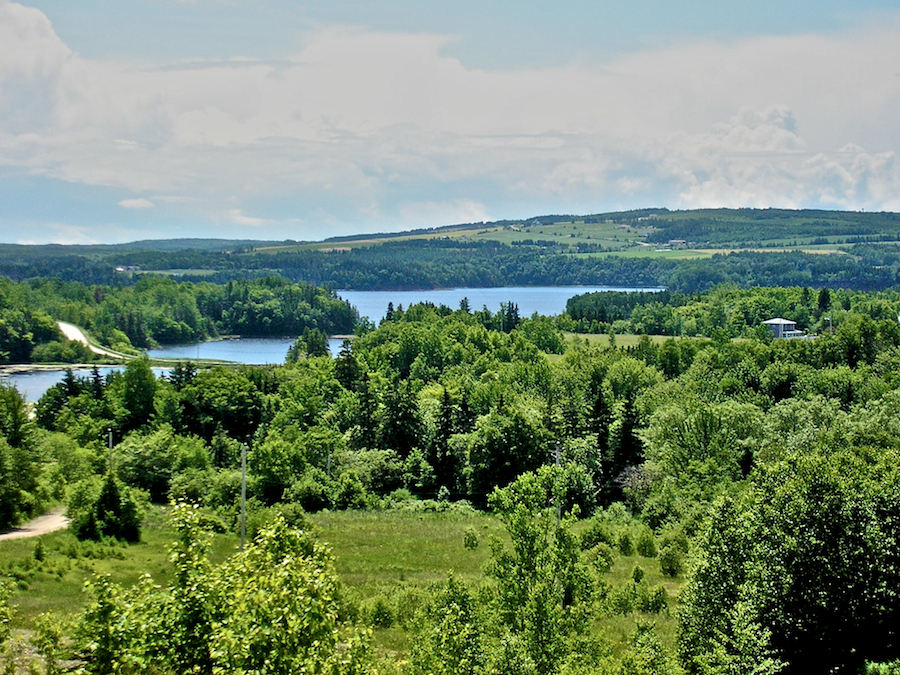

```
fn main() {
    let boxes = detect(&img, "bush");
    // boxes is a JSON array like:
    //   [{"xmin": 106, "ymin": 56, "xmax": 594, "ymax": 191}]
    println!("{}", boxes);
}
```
[
  {"xmin": 332, "ymin": 472, "xmax": 369, "ymax": 510},
  {"xmin": 618, "ymin": 531, "xmax": 635, "ymax": 557},
  {"xmin": 365, "ymin": 595, "xmax": 394, "ymax": 628},
  {"xmin": 607, "ymin": 580, "xmax": 668, "ymax": 615},
  {"xmin": 169, "ymin": 468, "xmax": 215, "ymax": 506},
  {"xmin": 585, "ymin": 543, "xmax": 615, "ymax": 574},
  {"xmin": 580, "ymin": 519, "xmax": 615, "ymax": 550},
  {"xmin": 285, "ymin": 467, "xmax": 333, "ymax": 512},
  {"xmin": 658, "ymin": 545, "xmax": 684, "ymax": 578},
  {"xmin": 642, "ymin": 586, "xmax": 668, "ymax": 614},
  {"xmin": 636, "ymin": 528, "xmax": 658, "ymax": 558},
  {"xmin": 272, "ymin": 502, "xmax": 308, "ymax": 531},
  {"xmin": 463, "ymin": 526, "xmax": 479, "ymax": 550},
  {"xmin": 631, "ymin": 565, "xmax": 645, "ymax": 584}
]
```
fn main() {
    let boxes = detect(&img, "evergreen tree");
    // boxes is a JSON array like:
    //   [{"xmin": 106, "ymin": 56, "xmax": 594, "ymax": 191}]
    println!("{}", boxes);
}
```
[{"xmin": 73, "ymin": 472, "xmax": 141, "ymax": 543}]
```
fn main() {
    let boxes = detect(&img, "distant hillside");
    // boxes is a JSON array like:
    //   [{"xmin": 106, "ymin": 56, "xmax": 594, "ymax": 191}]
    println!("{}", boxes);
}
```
[
  {"xmin": 1, "ymin": 208, "xmax": 899, "ymax": 292},
  {"xmin": 124, "ymin": 238, "xmax": 284, "ymax": 252}
]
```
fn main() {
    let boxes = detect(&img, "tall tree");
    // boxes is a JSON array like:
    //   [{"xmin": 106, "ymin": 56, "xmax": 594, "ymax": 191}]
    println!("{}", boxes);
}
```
[{"xmin": 679, "ymin": 446, "xmax": 900, "ymax": 674}]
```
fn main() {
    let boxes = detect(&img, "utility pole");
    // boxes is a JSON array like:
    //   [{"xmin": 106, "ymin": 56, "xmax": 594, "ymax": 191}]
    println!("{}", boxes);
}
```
[
  {"xmin": 555, "ymin": 441, "xmax": 562, "ymax": 528},
  {"xmin": 240, "ymin": 443, "xmax": 247, "ymax": 551}
]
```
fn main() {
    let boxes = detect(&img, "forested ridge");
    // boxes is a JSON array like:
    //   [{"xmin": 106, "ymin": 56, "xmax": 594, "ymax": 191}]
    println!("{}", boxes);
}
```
[
  {"xmin": 3, "ymin": 208, "xmax": 900, "ymax": 292},
  {"xmin": 2, "ymin": 283, "xmax": 900, "ymax": 673}
]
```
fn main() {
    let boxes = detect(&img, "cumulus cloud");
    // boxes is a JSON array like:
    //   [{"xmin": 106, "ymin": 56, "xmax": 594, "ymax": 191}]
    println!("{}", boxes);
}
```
[
  {"xmin": 1, "ymin": 1, "xmax": 900, "ymax": 239},
  {"xmin": 118, "ymin": 198, "xmax": 154, "ymax": 209}
]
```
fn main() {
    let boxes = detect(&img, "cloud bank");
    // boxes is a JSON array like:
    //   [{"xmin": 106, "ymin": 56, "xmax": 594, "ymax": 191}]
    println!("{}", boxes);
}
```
[{"xmin": 1, "ymin": 0, "xmax": 899, "ymax": 242}]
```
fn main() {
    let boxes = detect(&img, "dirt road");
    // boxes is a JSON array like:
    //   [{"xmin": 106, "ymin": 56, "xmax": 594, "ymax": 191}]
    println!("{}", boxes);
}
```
[
  {"xmin": 0, "ymin": 508, "xmax": 69, "ymax": 542},
  {"xmin": 57, "ymin": 321, "xmax": 127, "ymax": 359}
]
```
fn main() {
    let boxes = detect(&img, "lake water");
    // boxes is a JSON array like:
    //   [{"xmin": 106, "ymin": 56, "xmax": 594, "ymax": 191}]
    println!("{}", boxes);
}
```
[
  {"xmin": 3, "ymin": 366, "xmax": 172, "ymax": 402},
  {"xmin": 6, "ymin": 286, "xmax": 657, "ymax": 400},
  {"xmin": 145, "ymin": 337, "xmax": 341, "ymax": 364},
  {"xmin": 338, "ymin": 286, "xmax": 658, "ymax": 323}
]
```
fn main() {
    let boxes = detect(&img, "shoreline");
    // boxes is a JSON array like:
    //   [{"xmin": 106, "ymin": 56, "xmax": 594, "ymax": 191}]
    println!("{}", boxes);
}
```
[
  {"xmin": 0, "ymin": 334, "xmax": 355, "ymax": 378},
  {"xmin": 0, "ymin": 363, "xmax": 109, "ymax": 376}
]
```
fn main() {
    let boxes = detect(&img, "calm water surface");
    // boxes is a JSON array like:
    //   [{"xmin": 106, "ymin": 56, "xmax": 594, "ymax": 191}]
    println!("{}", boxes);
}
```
[
  {"xmin": 145, "ymin": 337, "xmax": 337, "ymax": 364},
  {"xmin": 4, "ymin": 366, "xmax": 171, "ymax": 402},
  {"xmin": 339, "ymin": 286, "xmax": 659, "ymax": 323}
]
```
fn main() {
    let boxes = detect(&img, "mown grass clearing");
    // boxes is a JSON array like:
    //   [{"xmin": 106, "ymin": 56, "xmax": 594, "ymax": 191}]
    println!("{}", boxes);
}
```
[
  {"xmin": 564, "ymin": 333, "xmax": 674, "ymax": 348},
  {"xmin": 309, "ymin": 509, "xmax": 504, "ymax": 590}
]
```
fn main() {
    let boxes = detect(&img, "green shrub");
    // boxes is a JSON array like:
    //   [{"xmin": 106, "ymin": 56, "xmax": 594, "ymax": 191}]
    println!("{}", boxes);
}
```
[
  {"xmin": 631, "ymin": 565, "xmax": 645, "ymax": 584},
  {"xmin": 366, "ymin": 595, "xmax": 394, "ymax": 628},
  {"xmin": 635, "ymin": 528, "xmax": 658, "ymax": 558},
  {"xmin": 608, "ymin": 580, "xmax": 668, "ymax": 615},
  {"xmin": 272, "ymin": 502, "xmax": 308, "ymax": 531},
  {"xmin": 585, "ymin": 543, "xmax": 615, "ymax": 574},
  {"xmin": 618, "ymin": 531, "xmax": 635, "ymax": 557},
  {"xmin": 332, "ymin": 472, "xmax": 369, "ymax": 510},
  {"xmin": 285, "ymin": 467, "xmax": 333, "ymax": 512},
  {"xmin": 608, "ymin": 582, "xmax": 640, "ymax": 614},
  {"xmin": 69, "ymin": 472, "xmax": 141, "ymax": 543},
  {"xmin": 463, "ymin": 526, "xmax": 479, "ymax": 551},
  {"xmin": 641, "ymin": 586, "xmax": 668, "ymax": 614},
  {"xmin": 580, "ymin": 519, "xmax": 615, "ymax": 550},
  {"xmin": 0, "ymin": 581, "xmax": 11, "ymax": 645},
  {"xmin": 658, "ymin": 545, "xmax": 684, "ymax": 578}
]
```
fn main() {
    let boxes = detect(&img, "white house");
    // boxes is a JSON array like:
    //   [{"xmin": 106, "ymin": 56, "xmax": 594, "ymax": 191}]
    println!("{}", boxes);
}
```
[{"xmin": 763, "ymin": 318, "xmax": 805, "ymax": 339}]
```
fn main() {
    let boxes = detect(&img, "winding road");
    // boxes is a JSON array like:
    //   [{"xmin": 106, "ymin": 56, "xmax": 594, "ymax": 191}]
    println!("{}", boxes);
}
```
[
  {"xmin": 57, "ymin": 321, "xmax": 129, "ymax": 359},
  {"xmin": 0, "ymin": 508, "xmax": 69, "ymax": 542}
]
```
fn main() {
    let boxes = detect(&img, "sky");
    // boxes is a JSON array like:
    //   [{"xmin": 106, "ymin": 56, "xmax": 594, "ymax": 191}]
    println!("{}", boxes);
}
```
[{"xmin": 1, "ymin": 1, "xmax": 899, "ymax": 244}]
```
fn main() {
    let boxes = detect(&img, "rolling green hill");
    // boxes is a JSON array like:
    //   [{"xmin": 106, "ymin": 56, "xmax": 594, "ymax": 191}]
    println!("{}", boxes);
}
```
[{"xmin": 2, "ymin": 208, "xmax": 899, "ymax": 292}]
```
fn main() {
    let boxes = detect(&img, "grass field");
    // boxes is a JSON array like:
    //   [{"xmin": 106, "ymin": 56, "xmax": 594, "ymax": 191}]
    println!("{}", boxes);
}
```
[
  {"xmin": 1, "ymin": 506, "xmax": 685, "ymax": 662},
  {"xmin": 310, "ymin": 509, "xmax": 503, "ymax": 589},
  {"xmin": 243, "ymin": 211, "xmax": 888, "ymax": 260},
  {"xmin": 0, "ymin": 510, "xmax": 239, "ymax": 629},
  {"xmin": 565, "ymin": 332, "xmax": 675, "ymax": 348}
]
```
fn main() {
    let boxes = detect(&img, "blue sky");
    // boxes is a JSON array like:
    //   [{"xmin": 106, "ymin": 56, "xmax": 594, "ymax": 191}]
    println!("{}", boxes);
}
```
[{"xmin": 1, "ymin": 0, "xmax": 899, "ymax": 244}]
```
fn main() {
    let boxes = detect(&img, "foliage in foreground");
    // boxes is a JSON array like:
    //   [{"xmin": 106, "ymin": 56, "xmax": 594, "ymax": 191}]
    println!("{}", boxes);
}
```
[
  {"xmin": 76, "ymin": 503, "xmax": 370, "ymax": 675},
  {"xmin": 680, "ymin": 445, "xmax": 900, "ymax": 675}
]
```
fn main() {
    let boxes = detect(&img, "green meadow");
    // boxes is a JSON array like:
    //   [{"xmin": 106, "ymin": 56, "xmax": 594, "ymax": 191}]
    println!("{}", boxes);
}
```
[{"xmin": 1, "ymin": 507, "xmax": 683, "ymax": 659}]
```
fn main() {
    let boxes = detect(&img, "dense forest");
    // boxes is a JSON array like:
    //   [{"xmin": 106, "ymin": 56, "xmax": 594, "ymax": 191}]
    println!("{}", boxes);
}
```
[{"xmin": 2, "ymin": 282, "xmax": 900, "ymax": 673}]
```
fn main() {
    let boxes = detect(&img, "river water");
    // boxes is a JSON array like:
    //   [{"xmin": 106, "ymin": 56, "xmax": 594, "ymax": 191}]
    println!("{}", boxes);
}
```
[{"xmin": 5, "ymin": 286, "xmax": 657, "ymax": 400}]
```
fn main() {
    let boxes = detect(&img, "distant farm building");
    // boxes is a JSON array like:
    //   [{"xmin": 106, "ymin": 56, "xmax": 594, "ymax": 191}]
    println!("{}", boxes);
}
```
[{"xmin": 763, "ymin": 318, "xmax": 805, "ymax": 339}]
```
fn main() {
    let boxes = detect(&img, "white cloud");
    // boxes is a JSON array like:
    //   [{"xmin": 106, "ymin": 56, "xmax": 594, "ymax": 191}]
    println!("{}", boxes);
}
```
[
  {"xmin": 1, "ymin": 2, "xmax": 900, "ymax": 239},
  {"xmin": 118, "ymin": 197, "xmax": 154, "ymax": 209},
  {"xmin": 398, "ymin": 199, "xmax": 490, "ymax": 228},
  {"xmin": 228, "ymin": 209, "xmax": 265, "ymax": 226},
  {"xmin": 17, "ymin": 223, "xmax": 100, "ymax": 245}
]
